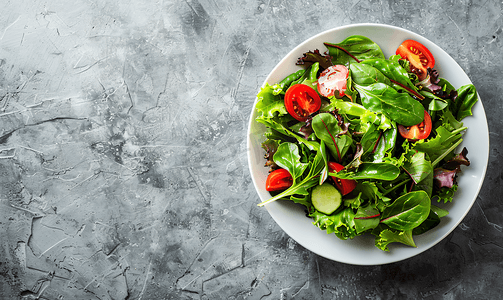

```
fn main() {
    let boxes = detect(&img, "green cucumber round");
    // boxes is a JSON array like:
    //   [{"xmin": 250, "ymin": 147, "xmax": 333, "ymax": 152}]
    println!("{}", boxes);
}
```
[{"xmin": 312, "ymin": 183, "xmax": 342, "ymax": 215}]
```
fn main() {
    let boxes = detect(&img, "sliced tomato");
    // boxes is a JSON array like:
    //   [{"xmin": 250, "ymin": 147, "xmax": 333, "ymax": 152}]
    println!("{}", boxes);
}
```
[
  {"xmin": 398, "ymin": 110, "xmax": 432, "ymax": 141},
  {"xmin": 284, "ymin": 84, "xmax": 321, "ymax": 122},
  {"xmin": 328, "ymin": 162, "xmax": 357, "ymax": 196},
  {"xmin": 317, "ymin": 65, "xmax": 349, "ymax": 98},
  {"xmin": 396, "ymin": 39, "xmax": 435, "ymax": 80},
  {"xmin": 265, "ymin": 169, "xmax": 293, "ymax": 192}
]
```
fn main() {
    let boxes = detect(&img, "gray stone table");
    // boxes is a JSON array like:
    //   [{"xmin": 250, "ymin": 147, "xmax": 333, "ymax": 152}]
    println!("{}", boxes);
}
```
[{"xmin": 1, "ymin": 0, "xmax": 502, "ymax": 299}]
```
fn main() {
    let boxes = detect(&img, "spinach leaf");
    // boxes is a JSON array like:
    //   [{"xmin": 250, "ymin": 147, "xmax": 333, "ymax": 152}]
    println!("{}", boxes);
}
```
[
  {"xmin": 355, "ymin": 83, "xmax": 424, "ymax": 126},
  {"xmin": 354, "ymin": 203, "xmax": 381, "ymax": 234},
  {"xmin": 258, "ymin": 146, "xmax": 325, "ymax": 207},
  {"xmin": 349, "ymin": 63, "xmax": 392, "ymax": 86},
  {"xmin": 452, "ymin": 84, "xmax": 478, "ymax": 121},
  {"xmin": 273, "ymin": 142, "xmax": 308, "ymax": 183},
  {"xmin": 311, "ymin": 113, "xmax": 352, "ymax": 161},
  {"xmin": 360, "ymin": 58, "xmax": 418, "ymax": 93},
  {"xmin": 360, "ymin": 123, "xmax": 380, "ymax": 156},
  {"xmin": 372, "ymin": 125, "xmax": 397, "ymax": 162},
  {"xmin": 412, "ymin": 209, "xmax": 440, "ymax": 235},
  {"xmin": 325, "ymin": 35, "xmax": 385, "ymax": 65},
  {"xmin": 411, "ymin": 204, "xmax": 449, "ymax": 235},
  {"xmin": 330, "ymin": 162, "xmax": 400, "ymax": 181},
  {"xmin": 403, "ymin": 151, "xmax": 433, "ymax": 184},
  {"xmin": 413, "ymin": 167, "xmax": 434, "ymax": 198},
  {"xmin": 381, "ymin": 190, "xmax": 431, "ymax": 231}
]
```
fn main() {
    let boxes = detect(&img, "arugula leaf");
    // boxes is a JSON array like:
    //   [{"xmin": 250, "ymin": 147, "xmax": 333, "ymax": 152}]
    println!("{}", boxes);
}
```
[
  {"xmin": 380, "ymin": 190, "xmax": 431, "ymax": 231},
  {"xmin": 412, "ymin": 126, "xmax": 466, "ymax": 165}
]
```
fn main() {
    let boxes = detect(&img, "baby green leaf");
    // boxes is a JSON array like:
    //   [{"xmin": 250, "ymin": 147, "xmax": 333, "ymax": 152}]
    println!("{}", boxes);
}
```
[
  {"xmin": 374, "ymin": 228, "xmax": 416, "ymax": 251},
  {"xmin": 255, "ymin": 83, "xmax": 288, "ymax": 118},
  {"xmin": 355, "ymin": 83, "xmax": 424, "ymax": 126},
  {"xmin": 312, "ymin": 113, "xmax": 352, "ymax": 161},
  {"xmin": 273, "ymin": 142, "xmax": 308, "ymax": 182},
  {"xmin": 403, "ymin": 151, "xmax": 433, "ymax": 184},
  {"xmin": 325, "ymin": 35, "xmax": 385, "ymax": 65},
  {"xmin": 354, "ymin": 203, "xmax": 381, "ymax": 234},
  {"xmin": 361, "ymin": 58, "xmax": 418, "ymax": 93},
  {"xmin": 381, "ymin": 191, "xmax": 431, "ymax": 231},
  {"xmin": 452, "ymin": 84, "xmax": 478, "ymax": 121},
  {"xmin": 330, "ymin": 162, "xmax": 400, "ymax": 181},
  {"xmin": 350, "ymin": 63, "xmax": 392, "ymax": 86}
]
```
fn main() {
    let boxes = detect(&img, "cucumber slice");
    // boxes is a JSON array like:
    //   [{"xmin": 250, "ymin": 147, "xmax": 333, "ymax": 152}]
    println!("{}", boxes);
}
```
[{"xmin": 312, "ymin": 183, "xmax": 342, "ymax": 215}]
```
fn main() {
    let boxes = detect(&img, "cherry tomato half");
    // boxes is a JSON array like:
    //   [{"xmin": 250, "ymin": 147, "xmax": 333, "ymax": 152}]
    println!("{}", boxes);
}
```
[
  {"xmin": 284, "ymin": 84, "xmax": 321, "ymax": 122},
  {"xmin": 317, "ymin": 65, "xmax": 349, "ymax": 98},
  {"xmin": 398, "ymin": 110, "xmax": 432, "ymax": 141},
  {"xmin": 265, "ymin": 169, "xmax": 293, "ymax": 192},
  {"xmin": 328, "ymin": 162, "xmax": 357, "ymax": 196},
  {"xmin": 396, "ymin": 39, "xmax": 435, "ymax": 80}
]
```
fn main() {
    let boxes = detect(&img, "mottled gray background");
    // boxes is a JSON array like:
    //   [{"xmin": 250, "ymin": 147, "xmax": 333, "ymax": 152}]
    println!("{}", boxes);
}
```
[{"xmin": 0, "ymin": 0, "xmax": 502, "ymax": 299}]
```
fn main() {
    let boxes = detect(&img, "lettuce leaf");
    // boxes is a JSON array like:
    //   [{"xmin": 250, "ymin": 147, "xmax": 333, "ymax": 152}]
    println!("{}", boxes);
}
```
[{"xmin": 310, "ymin": 208, "xmax": 357, "ymax": 240}]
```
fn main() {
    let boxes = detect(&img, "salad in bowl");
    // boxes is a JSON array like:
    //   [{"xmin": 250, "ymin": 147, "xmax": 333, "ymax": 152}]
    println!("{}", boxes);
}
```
[{"xmin": 247, "ymin": 24, "xmax": 488, "ymax": 264}]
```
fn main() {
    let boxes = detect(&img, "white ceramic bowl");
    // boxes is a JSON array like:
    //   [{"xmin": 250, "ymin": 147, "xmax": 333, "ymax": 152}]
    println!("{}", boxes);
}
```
[{"xmin": 247, "ymin": 23, "xmax": 489, "ymax": 265}]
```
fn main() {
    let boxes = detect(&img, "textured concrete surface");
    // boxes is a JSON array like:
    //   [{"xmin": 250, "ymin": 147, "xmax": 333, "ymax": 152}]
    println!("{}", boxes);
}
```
[{"xmin": 0, "ymin": 0, "xmax": 502, "ymax": 299}]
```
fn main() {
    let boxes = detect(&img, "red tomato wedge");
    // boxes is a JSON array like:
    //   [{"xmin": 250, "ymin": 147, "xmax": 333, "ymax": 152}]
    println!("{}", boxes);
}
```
[
  {"xmin": 284, "ymin": 84, "xmax": 321, "ymax": 122},
  {"xmin": 265, "ymin": 169, "xmax": 293, "ymax": 192},
  {"xmin": 328, "ymin": 162, "xmax": 357, "ymax": 196},
  {"xmin": 317, "ymin": 65, "xmax": 349, "ymax": 98},
  {"xmin": 396, "ymin": 39, "xmax": 435, "ymax": 80},
  {"xmin": 398, "ymin": 110, "xmax": 432, "ymax": 141}
]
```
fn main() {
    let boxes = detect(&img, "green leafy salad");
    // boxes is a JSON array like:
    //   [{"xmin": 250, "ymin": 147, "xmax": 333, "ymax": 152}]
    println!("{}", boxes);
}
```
[{"xmin": 254, "ymin": 35, "xmax": 478, "ymax": 251}]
